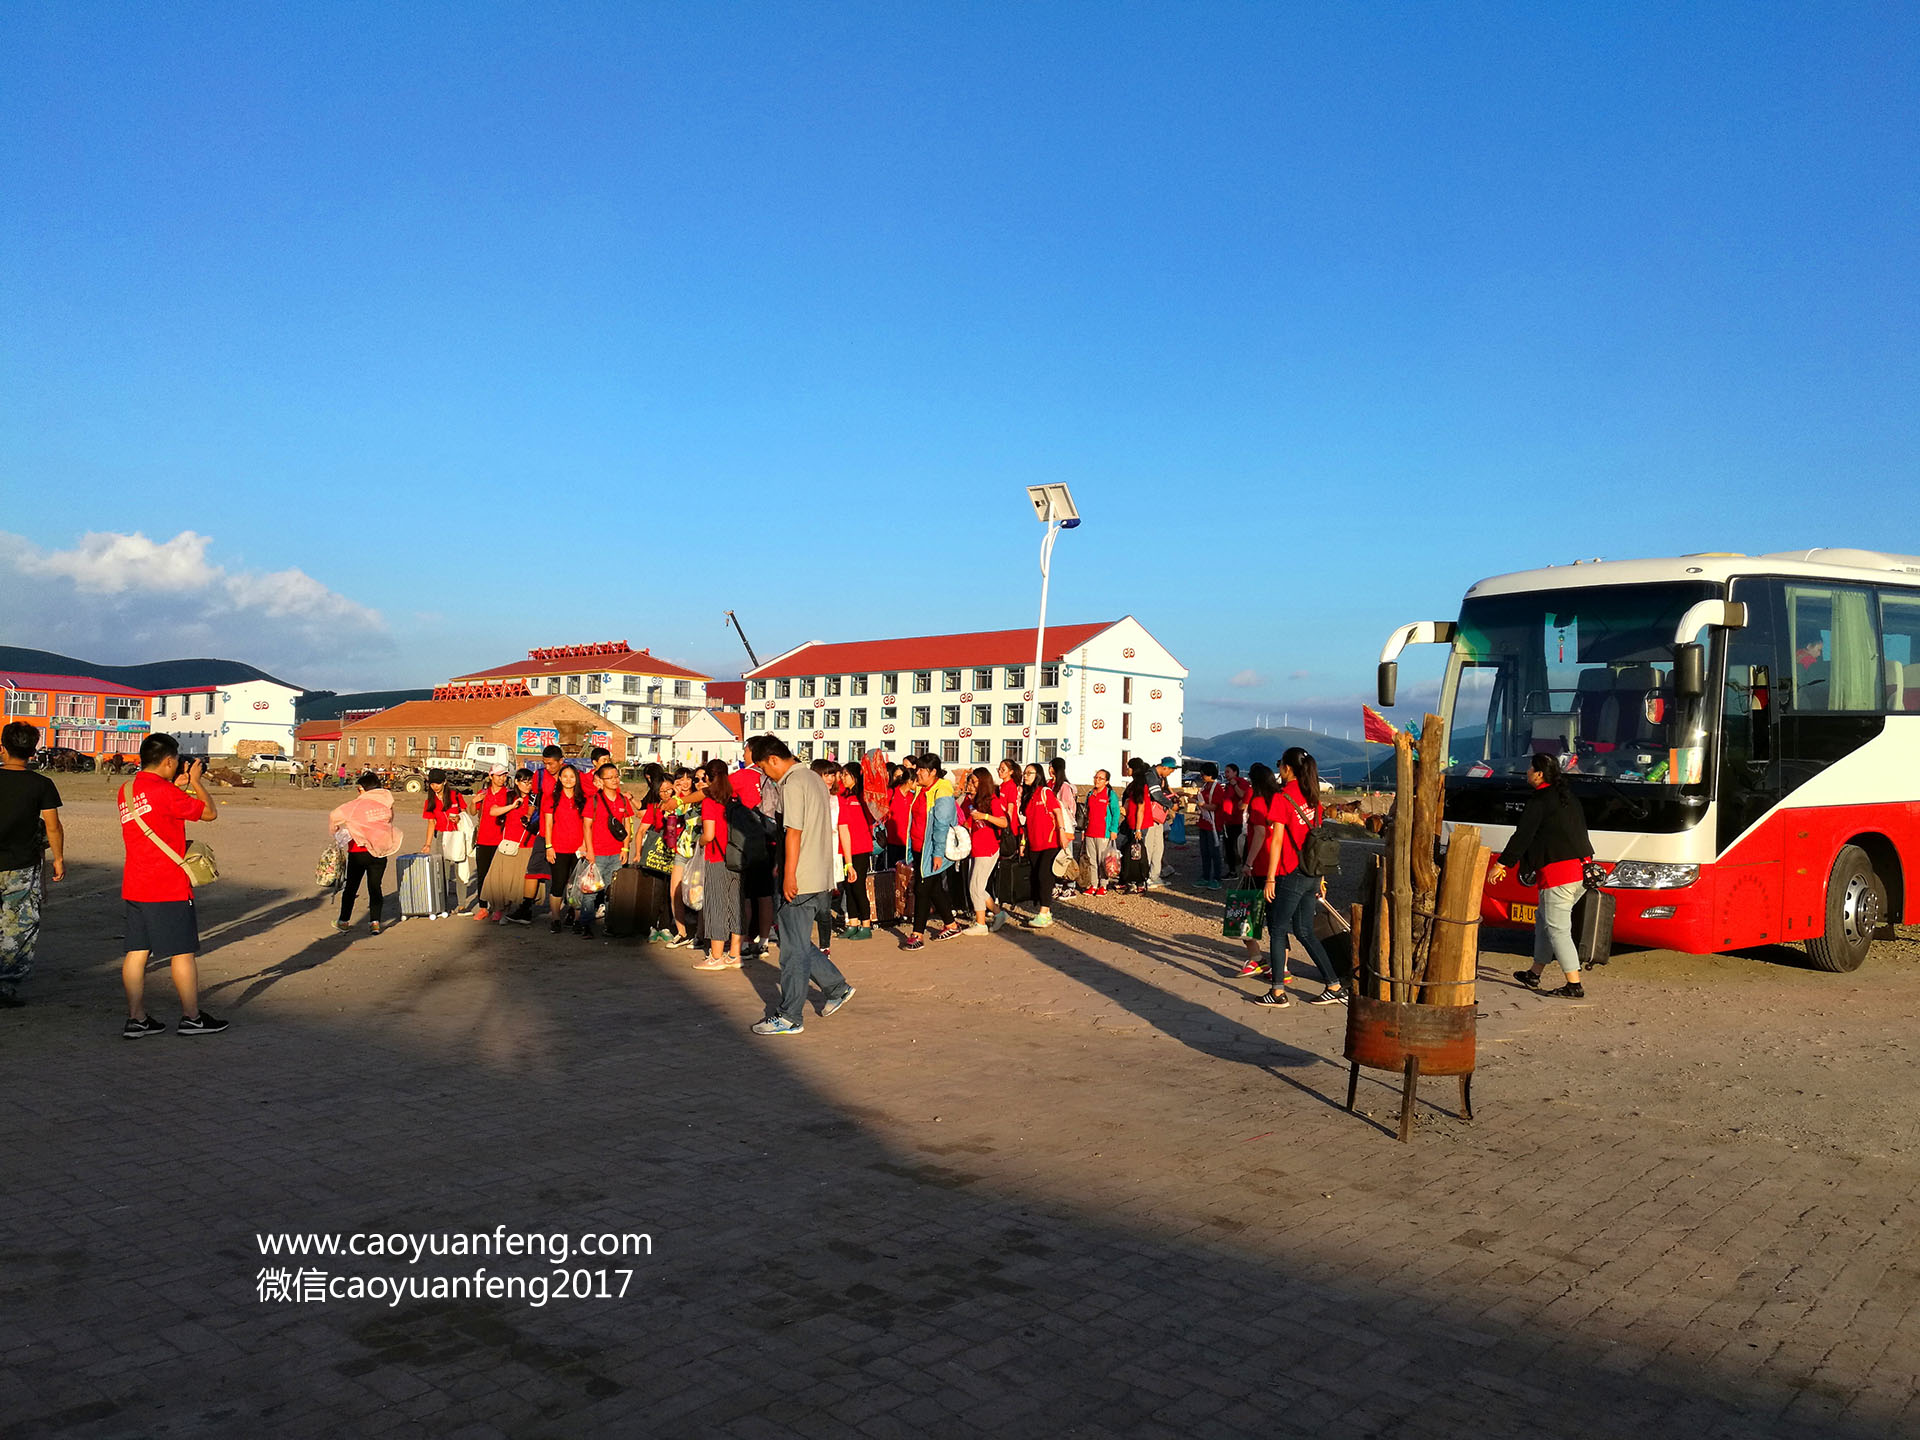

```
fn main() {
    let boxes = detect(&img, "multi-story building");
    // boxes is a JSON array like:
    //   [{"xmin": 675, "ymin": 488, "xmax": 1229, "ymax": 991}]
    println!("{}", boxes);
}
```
[
  {"xmin": 445, "ymin": 642, "xmax": 710, "ymax": 761},
  {"xmin": 145, "ymin": 677, "xmax": 302, "ymax": 758},
  {"xmin": 742, "ymin": 618, "xmax": 1185, "ymax": 781},
  {"xmin": 1, "ymin": 670, "xmax": 152, "ymax": 764},
  {"xmin": 340, "ymin": 689, "xmax": 631, "ymax": 770}
]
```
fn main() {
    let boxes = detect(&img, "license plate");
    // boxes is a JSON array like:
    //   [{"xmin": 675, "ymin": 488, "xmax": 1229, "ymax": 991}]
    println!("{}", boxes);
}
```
[{"xmin": 1511, "ymin": 903, "xmax": 1537, "ymax": 925}]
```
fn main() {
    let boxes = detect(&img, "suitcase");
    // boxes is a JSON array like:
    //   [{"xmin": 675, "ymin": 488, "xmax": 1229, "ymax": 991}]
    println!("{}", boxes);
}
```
[
  {"xmin": 1573, "ymin": 887, "xmax": 1615, "ymax": 968},
  {"xmin": 1001, "ymin": 854, "xmax": 1033, "ymax": 905},
  {"xmin": 1314, "ymin": 896, "xmax": 1354, "ymax": 979},
  {"xmin": 397, "ymin": 852, "xmax": 454, "ymax": 918},
  {"xmin": 603, "ymin": 865, "xmax": 646, "ymax": 938},
  {"xmin": 636, "ymin": 869, "xmax": 672, "ymax": 934}
]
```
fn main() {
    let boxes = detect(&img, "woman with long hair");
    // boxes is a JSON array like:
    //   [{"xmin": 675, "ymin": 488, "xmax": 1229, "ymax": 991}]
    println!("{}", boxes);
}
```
[
  {"xmin": 884, "ymin": 765, "xmax": 912, "ymax": 871},
  {"xmin": 1047, "ymin": 756, "xmax": 1079, "ymax": 899},
  {"xmin": 330, "ymin": 771, "xmax": 399, "ymax": 935},
  {"xmin": 577, "ymin": 762, "xmax": 635, "ymax": 939},
  {"xmin": 1117, "ymin": 758, "xmax": 1153, "ymax": 893},
  {"xmin": 540, "ymin": 763, "xmax": 590, "ymax": 934},
  {"xmin": 903, "ymin": 755, "xmax": 962, "ymax": 949},
  {"xmin": 661, "ymin": 768, "xmax": 699, "ymax": 947},
  {"xmin": 1234, "ymin": 763, "xmax": 1282, "ymax": 976},
  {"xmin": 469, "ymin": 765, "xmax": 515, "ymax": 922},
  {"xmin": 1081, "ymin": 769, "xmax": 1120, "ymax": 896},
  {"xmin": 838, "ymin": 762, "xmax": 876, "ymax": 941},
  {"xmin": 961, "ymin": 766, "xmax": 1012, "ymax": 933},
  {"xmin": 1488, "ymin": 753, "xmax": 1594, "ymax": 999},
  {"xmin": 1020, "ymin": 761, "xmax": 1067, "ymax": 927},
  {"xmin": 693, "ymin": 759, "xmax": 743, "ymax": 970},
  {"xmin": 1250, "ymin": 746, "xmax": 1344, "ymax": 1007}
]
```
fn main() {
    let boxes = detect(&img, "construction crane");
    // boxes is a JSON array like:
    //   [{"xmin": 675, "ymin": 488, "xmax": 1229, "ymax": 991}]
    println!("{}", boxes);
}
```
[{"xmin": 723, "ymin": 611, "xmax": 760, "ymax": 669}]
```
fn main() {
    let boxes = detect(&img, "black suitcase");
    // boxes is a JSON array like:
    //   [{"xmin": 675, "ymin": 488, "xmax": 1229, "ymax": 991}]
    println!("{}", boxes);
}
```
[
  {"xmin": 1000, "ymin": 854, "xmax": 1032, "ymax": 905},
  {"xmin": 603, "ymin": 866, "xmax": 645, "ymax": 938},
  {"xmin": 1573, "ymin": 887, "xmax": 1615, "ymax": 968}
]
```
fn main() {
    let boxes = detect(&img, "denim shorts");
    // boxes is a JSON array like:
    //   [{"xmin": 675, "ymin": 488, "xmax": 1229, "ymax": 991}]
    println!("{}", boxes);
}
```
[{"xmin": 125, "ymin": 899, "xmax": 200, "ymax": 957}]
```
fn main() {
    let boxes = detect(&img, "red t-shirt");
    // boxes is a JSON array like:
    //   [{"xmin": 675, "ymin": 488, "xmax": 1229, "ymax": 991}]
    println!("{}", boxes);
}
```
[
  {"xmin": 422, "ymin": 789, "xmax": 466, "ymax": 832},
  {"xmin": 998, "ymin": 780, "xmax": 1023, "ymax": 835},
  {"xmin": 474, "ymin": 785, "xmax": 515, "ymax": 845},
  {"xmin": 1250, "ymin": 783, "xmax": 1319, "ymax": 878},
  {"xmin": 701, "ymin": 796, "xmax": 729, "ymax": 865},
  {"xmin": 498, "ymin": 797, "xmax": 535, "ymax": 844},
  {"xmin": 910, "ymin": 790, "xmax": 930, "ymax": 851},
  {"xmin": 970, "ymin": 795, "xmax": 1010, "ymax": 858},
  {"xmin": 886, "ymin": 790, "xmax": 910, "ymax": 847},
  {"xmin": 587, "ymin": 791, "xmax": 635, "ymax": 858},
  {"xmin": 119, "ymin": 773, "xmax": 207, "ymax": 903},
  {"xmin": 1537, "ymin": 858, "xmax": 1585, "ymax": 890},
  {"xmin": 839, "ymin": 795, "xmax": 875, "ymax": 855},
  {"xmin": 547, "ymin": 793, "xmax": 588, "ymax": 853},
  {"xmin": 1024, "ymin": 789, "xmax": 1064, "ymax": 851},
  {"xmin": 1087, "ymin": 788, "xmax": 1111, "ymax": 836},
  {"xmin": 730, "ymin": 768, "xmax": 763, "ymax": 806},
  {"xmin": 1196, "ymin": 781, "xmax": 1221, "ymax": 832}
]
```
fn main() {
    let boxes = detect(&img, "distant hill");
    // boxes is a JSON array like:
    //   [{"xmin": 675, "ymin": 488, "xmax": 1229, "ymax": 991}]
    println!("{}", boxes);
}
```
[
  {"xmin": 1184, "ymin": 727, "xmax": 1382, "ymax": 784},
  {"xmin": 0, "ymin": 644, "xmax": 298, "ymax": 692},
  {"xmin": 296, "ymin": 689, "xmax": 435, "ymax": 722}
]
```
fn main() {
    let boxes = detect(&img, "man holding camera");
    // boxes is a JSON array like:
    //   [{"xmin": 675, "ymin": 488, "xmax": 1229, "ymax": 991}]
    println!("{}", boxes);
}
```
[{"xmin": 118, "ymin": 733, "xmax": 227, "ymax": 1037}]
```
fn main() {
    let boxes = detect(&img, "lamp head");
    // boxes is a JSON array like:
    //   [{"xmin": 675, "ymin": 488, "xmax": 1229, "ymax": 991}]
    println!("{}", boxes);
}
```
[{"xmin": 1025, "ymin": 483, "xmax": 1080, "ymax": 525}]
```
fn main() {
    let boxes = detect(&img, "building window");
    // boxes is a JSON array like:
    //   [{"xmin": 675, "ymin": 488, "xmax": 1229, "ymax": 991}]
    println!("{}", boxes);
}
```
[
  {"xmin": 796, "ymin": 740, "xmax": 814, "ymax": 762},
  {"xmin": 912, "ymin": 671, "xmax": 932, "ymax": 693},
  {"xmin": 428, "ymin": 736, "xmax": 440, "ymax": 755},
  {"xmin": 347, "ymin": 737, "xmax": 357, "ymax": 756},
  {"xmin": 881, "ymin": 706, "xmax": 898, "ymax": 722},
  {"xmin": 407, "ymin": 736, "xmax": 418, "ymax": 754},
  {"xmin": 327, "ymin": 744, "xmax": 337, "ymax": 761},
  {"xmin": 674, "ymin": 708, "xmax": 692, "ymax": 727},
  {"xmin": 1002, "ymin": 739, "xmax": 1023, "ymax": 763},
  {"xmin": 941, "ymin": 705, "xmax": 960, "ymax": 727},
  {"xmin": 940, "ymin": 739, "xmax": 960, "ymax": 763},
  {"xmin": 882, "ymin": 673, "xmax": 900, "ymax": 694},
  {"xmin": 448, "ymin": 736, "xmax": 462, "ymax": 755},
  {"xmin": 776, "ymin": 679, "xmax": 792, "ymax": 699},
  {"xmin": 1037, "ymin": 738, "xmax": 1059, "ymax": 762},
  {"xmin": 774, "ymin": 710, "xmax": 791, "ymax": 729},
  {"xmin": 387, "ymin": 737, "xmax": 397, "ymax": 756},
  {"xmin": 565, "ymin": 677, "xmax": 580, "ymax": 695},
  {"xmin": 4, "ymin": 691, "xmax": 42, "ymax": 716},
  {"xmin": 1038, "ymin": 702, "xmax": 1059, "ymax": 725},
  {"xmin": 104, "ymin": 697, "xmax": 141, "ymax": 721},
  {"xmin": 547, "ymin": 679, "xmax": 560, "ymax": 695},
  {"xmin": 912, "ymin": 706, "xmax": 931, "ymax": 728},
  {"xmin": 1121, "ymin": 712, "xmax": 1131, "ymax": 739},
  {"xmin": 824, "ymin": 709, "xmax": 841, "ymax": 729},
  {"xmin": 621, "ymin": 705, "xmax": 638, "ymax": 724},
  {"xmin": 1005, "ymin": 665, "xmax": 1026, "ymax": 690},
  {"xmin": 1041, "ymin": 662, "xmax": 1060, "ymax": 687},
  {"xmin": 911, "ymin": 738, "xmax": 929, "ymax": 757},
  {"xmin": 973, "ymin": 668, "xmax": 993, "ymax": 691},
  {"xmin": 850, "ymin": 675, "xmax": 868, "ymax": 695},
  {"xmin": 797, "ymin": 677, "xmax": 815, "ymax": 698},
  {"xmin": 970, "ymin": 740, "xmax": 991, "ymax": 765},
  {"xmin": 585, "ymin": 676, "xmax": 601, "ymax": 695},
  {"xmin": 675, "ymin": 680, "xmax": 691, "ymax": 698},
  {"xmin": 1123, "ymin": 677, "xmax": 1134, "ymax": 704},
  {"xmin": 972, "ymin": 704, "xmax": 992, "ymax": 727},
  {"xmin": 750, "ymin": 680, "xmax": 767, "ymax": 700},
  {"xmin": 54, "ymin": 694, "xmax": 93, "ymax": 719},
  {"xmin": 849, "ymin": 708, "xmax": 867, "ymax": 729},
  {"xmin": 623, "ymin": 675, "xmax": 640, "ymax": 694},
  {"xmin": 942, "ymin": 669, "xmax": 962, "ymax": 692},
  {"xmin": 823, "ymin": 740, "xmax": 840, "ymax": 762},
  {"xmin": 825, "ymin": 676, "xmax": 842, "ymax": 697},
  {"xmin": 1004, "ymin": 704, "xmax": 1024, "ymax": 726}
]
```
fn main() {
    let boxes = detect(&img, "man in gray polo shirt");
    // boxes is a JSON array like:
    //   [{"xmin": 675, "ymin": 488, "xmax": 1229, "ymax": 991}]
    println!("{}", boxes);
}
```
[{"xmin": 749, "ymin": 735, "xmax": 854, "ymax": 1036}]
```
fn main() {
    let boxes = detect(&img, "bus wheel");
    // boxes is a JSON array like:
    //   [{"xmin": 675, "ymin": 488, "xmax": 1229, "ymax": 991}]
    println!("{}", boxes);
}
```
[{"xmin": 1806, "ymin": 845, "xmax": 1885, "ymax": 973}]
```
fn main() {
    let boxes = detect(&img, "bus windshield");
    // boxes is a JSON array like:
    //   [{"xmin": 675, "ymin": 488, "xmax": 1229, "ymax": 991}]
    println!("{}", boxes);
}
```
[{"xmin": 1446, "ymin": 582, "xmax": 1718, "ymax": 785}]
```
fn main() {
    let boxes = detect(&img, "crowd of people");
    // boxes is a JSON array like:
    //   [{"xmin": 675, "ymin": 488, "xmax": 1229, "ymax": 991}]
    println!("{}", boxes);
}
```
[{"xmin": 0, "ymin": 712, "xmax": 1594, "ymax": 1039}]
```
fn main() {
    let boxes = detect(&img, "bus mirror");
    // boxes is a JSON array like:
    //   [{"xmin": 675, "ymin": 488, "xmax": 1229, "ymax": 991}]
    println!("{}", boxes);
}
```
[
  {"xmin": 1377, "ymin": 662, "xmax": 1398, "ymax": 708},
  {"xmin": 1673, "ymin": 643, "xmax": 1705, "ymax": 699}
]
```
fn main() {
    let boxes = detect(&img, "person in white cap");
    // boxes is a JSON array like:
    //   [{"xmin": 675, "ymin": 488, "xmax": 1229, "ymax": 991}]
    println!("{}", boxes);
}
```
[{"xmin": 469, "ymin": 762, "xmax": 517, "ymax": 921}]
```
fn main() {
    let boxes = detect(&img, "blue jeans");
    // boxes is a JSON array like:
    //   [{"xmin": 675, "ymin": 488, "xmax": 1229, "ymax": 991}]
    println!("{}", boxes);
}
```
[
  {"xmin": 1270, "ymin": 871, "xmax": 1339, "ymax": 987},
  {"xmin": 1198, "ymin": 829, "xmax": 1222, "ymax": 883},
  {"xmin": 773, "ymin": 890, "xmax": 851, "ymax": 1025}
]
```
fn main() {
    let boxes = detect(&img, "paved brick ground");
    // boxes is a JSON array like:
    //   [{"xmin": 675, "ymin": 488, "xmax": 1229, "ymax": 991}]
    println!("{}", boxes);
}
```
[{"xmin": 6, "ymin": 801, "xmax": 1920, "ymax": 1438}]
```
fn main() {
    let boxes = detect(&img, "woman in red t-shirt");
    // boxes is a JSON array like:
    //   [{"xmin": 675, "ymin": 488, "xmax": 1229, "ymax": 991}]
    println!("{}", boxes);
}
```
[
  {"xmin": 695, "ymin": 759, "xmax": 742, "ymax": 969},
  {"xmin": 961, "ymin": 767, "xmax": 1012, "ymax": 933},
  {"xmin": 540, "ymin": 764, "xmax": 589, "ymax": 934},
  {"xmin": 1245, "ymin": 748, "xmax": 1343, "ymax": 1007},
  {"xmin": 885, "ymin": 773, "xmax": 912, "ymax": 869},
  {"xmin": 470, "ymin": 767, "xmax": 515, "ymax": 921},
  {"xmin": 420, "ymin": 771, "xmax": 473, "ymax": 913},
  {"xmin": 573, "ymin": 763, "xmax": 636, "ymax": 938},
  {"xmin": 1019, "ymin": 763, "xmax": 1065, "ymax": 928},
  {"xmin": 837, "ymin": 762, "xmax": 877, "ymax": 940}
]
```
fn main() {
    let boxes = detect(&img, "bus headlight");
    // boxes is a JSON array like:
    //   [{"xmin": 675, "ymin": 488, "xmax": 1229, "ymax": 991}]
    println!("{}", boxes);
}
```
[{"xmin": 1607, "ymin": 861, "xmax": 1701, "ymax": 890}]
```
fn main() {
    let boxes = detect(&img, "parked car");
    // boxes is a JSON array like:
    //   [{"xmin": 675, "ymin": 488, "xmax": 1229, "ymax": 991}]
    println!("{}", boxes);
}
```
[
  {"xmin": 247, "ymin": 753, "xmax": 301, "ymax": 774},
  {"xmin": 32, "ymin": 746, "xmax": 96, "ymax": 773}
]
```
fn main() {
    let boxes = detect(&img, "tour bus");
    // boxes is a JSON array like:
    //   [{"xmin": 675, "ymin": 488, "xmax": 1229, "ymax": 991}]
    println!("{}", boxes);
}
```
[{"xmin": 1378, "ymin": 549, "xmax": 1920, "ymax": 972}]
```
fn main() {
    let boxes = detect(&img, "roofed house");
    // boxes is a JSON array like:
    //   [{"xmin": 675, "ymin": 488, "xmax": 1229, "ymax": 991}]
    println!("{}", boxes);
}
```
[
  {"xmin": 341, "ymin": 691, "xmax": 631, "ymax": 770},
  {"xmin": 445, "ymin": 641, "xmax": 711, "ymax": 759},
  {"xmin": 669, "ymin": 710, "xmax": 746, "ymax": 769}
]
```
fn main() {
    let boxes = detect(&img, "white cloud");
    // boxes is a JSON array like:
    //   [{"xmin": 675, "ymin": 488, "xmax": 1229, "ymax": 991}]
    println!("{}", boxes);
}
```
[
  {"xmin": 1228, "ymin": 668, "xmax": 1262, "ymax": 688},
  {"xmin": 0, "ymin": 529, "xmax": 390, "ymax": 687}
]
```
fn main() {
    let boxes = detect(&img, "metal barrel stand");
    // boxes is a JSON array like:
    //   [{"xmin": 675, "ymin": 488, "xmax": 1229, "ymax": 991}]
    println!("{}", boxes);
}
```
[{"xmin": 1342, "ymin": 970, "xmax": 1476, "ymax": 1142}]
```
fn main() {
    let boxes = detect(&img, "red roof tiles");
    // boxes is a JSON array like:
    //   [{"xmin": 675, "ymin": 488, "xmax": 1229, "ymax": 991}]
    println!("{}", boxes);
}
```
[
  {"xmin": 450, "ymin": 646, "xmax": 710, "ymax": 684},
  {"xmin": 745, "ymin": 623, "xmax": 1118, "ymax": 681}
]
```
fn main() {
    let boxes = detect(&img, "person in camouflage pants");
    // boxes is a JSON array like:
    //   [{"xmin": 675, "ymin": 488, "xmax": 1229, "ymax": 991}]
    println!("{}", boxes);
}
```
[
  {"xmin": 1, "ymin": 720, "xmax": 65, "ymax": 1006},
  {"xmin": 0, "ymin": 864, "xmax": 45, "ymax": 1001}
]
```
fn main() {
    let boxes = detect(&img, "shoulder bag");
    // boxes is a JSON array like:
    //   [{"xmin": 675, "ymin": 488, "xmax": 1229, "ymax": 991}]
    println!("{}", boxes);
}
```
[{"xmin": 122, "ymin": 781, "xmax": 219, "ymax": 888}]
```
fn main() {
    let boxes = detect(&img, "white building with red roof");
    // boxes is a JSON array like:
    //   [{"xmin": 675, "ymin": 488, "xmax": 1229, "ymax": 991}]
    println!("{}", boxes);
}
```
[
  {"xmin": 445, "ymin": 642, "xmax": 712, "ymax": 760},
  {"xmin": 741, "ymin": 617, "xmax": 1185, "ymax": 781}
]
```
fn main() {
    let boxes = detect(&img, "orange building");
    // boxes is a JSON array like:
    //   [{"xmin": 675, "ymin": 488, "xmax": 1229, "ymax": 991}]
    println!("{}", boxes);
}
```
[{"xmin": 1, "ymin": 669, "xmax": 152, "ymax": 764}]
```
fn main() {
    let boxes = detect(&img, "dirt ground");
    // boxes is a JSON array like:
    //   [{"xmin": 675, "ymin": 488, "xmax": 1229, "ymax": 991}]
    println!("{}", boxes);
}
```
[{"xmin": 8, "ymin": 790, "xmax": 1920, "ymax": 1438}]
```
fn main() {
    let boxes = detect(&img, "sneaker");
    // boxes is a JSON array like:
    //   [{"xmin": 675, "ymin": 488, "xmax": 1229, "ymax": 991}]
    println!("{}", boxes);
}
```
[
  {"xmin": 1236, "ymin": 959, "xmax": 1270, "ymax": 978},
  {"xmin": 1024, "ymin": 913, "xmax": 1054, "ymax": 929},
  {"xmin": 549, "ymin": 918, "xmax": 564, "ymax": 934},
  {"xmin": 1547, "ymin": 983, "xmax": 1586, "ymax": 1000},
  {"xmin": 331, "ymin": 920, "xmax": 351, "ymax": 932},
  {"xmin": 1251, "ymin": 989, "xmax": 1291, "ymax": 1008},
  {"xmin": 1307, "ymin": 986, "xmax": 1349, "ymax": 1006},
  {"xmin": 668, "ymin": 933, "xmax": 694, "ymax": 948},
  {"xmin": 369, "ymin": 921, "xmax": 383, "ymax": 936},
  {"xmin": 693, "ymin": 955, "xmax": 730, "ymax": 970},
  {"xmin": 505, "ymin": 907, "xmax": 533, "ymax": 926},
  {"xmin": 987, "ymin": 909, "xmax": 1009, "ymax": 934},
  {"xmin": 177, "ymin": 1010, "xmax": 230, "ymax": 1036},
  {"xmin": 964, "ymin": 923, "xmax": 990, "ymax": 936},
  {"xmin": 724, "ymin": 953, "xmax": 743, "ymax": 968},
  {"xmin": 901, "ymin": 935, "xmax": 926, "ymax": 951},
  {"xmin": 751, "ymin": 1015, "xmax": 805, "ymax": 1036},
  {"xmin": 473, "ymin": 908, "xmax": 490, "ymax": 922},
  {"xmin": 934, "ymin": 923, "xmax": 966, "ymax": 941},
  {"xmin": 822, "ymin": 986, "xmax": 855, "ymax": 1018},
  {"xmin": 122, "ymin": 1015, "xmax": 167, "ymax": 1039},
  {"xmin": 1513, "ymin": 969, "xmax": 1541, "ymax": 989}
]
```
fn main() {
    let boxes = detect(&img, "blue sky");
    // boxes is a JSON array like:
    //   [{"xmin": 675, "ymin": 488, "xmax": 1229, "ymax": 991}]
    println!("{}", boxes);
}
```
[{"xmin": 2, "ymin": 3, "xmax": 1915, "ymax": 735}]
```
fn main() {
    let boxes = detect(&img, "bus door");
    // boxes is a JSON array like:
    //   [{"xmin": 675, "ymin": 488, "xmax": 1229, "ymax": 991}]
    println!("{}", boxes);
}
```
[{"xmin": 1713, "ymin": 577, "xmax": 1784, "ymax": 947}]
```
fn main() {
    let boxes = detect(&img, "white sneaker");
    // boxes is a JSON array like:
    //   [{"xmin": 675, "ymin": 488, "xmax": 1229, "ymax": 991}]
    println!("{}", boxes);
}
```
[{"xmin": 964, "ymin": 923, "xmax": 990, "ymax": 936}]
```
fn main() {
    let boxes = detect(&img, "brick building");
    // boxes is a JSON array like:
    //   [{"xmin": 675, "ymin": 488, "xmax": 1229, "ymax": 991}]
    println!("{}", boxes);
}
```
[
  {"xmin": 339, "ymin": 691, "xmax": 631, "ymax": 770},
  {"xmin": 445, "ymin": 641, "xmax": 710, "ymax": 760}
]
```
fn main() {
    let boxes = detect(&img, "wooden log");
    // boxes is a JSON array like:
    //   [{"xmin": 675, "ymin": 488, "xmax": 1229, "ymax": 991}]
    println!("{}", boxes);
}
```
[
  {"xmin": 1423, "ymin": 825, "xmax": 1489, "ymax": 1007},
  {"xmin": 1391, "ymin": 733, "xmax": 1415, "ymax": 1000},
  {"xmin": 1410, "ymin": 714, "xmax": 1448, "ymax": 972}
]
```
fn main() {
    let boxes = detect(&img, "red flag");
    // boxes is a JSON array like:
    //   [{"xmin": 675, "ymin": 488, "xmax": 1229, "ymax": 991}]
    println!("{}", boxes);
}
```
[{"xmin": 1361, "ymin": 705, "xmax": 1397, "ymax": 744}]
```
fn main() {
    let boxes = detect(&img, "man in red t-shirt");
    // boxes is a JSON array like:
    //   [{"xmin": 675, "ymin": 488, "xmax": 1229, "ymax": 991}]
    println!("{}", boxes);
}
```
[
  {"xmin": 118, "ymin": 734, "xmax": 225, "ymax": 1037},
  {"xmin": 505, "ymin": 746, "xmax": 565, "ymax": 925},
  {"xmin": 1221, "ymin": 764, "xmax": 1250, "ymax": 873}
]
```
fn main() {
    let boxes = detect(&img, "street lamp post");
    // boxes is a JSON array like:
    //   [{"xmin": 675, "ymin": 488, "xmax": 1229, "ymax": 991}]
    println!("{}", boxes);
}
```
[{"xmin": 1024, "ymin": 484, "xmax": 1081, "ymax": 739}]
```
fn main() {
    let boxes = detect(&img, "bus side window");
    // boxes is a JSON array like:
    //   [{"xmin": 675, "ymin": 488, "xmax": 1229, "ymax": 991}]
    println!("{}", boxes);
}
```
[
  {"xmin": 1784, "ymin": 584, "xmax": 1880, "ymax": 713},
  {"xmin": 1880, "ymin": 591, "xmax": 1920, "ymax": 713}
]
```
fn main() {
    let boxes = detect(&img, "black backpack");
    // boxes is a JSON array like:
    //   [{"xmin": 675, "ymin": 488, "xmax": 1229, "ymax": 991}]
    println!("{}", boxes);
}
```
[
  {"xmin": 723, "ymin": 797, "xmax": 771, "ymax": 873},
  {"xmin": 1290, "ymin": 798, "xmax": 1341, "ymax": 878}
]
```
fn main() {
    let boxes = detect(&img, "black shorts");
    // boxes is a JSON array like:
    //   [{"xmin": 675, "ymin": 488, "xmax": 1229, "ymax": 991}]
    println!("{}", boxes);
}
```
[
  {"xmin": 125, "ymin": 899, "xmax": 200, "ymax": 957},
  {"xmin": 521, "ymin": 832, "xmax": 551, "ymax": 881}
]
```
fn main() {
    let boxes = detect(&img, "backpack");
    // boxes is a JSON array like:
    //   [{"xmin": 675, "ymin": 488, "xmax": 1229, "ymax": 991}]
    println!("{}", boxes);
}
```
[
  {"xmin": 1290, "ymin": 798, "xmax": 1341, "ymax": 877},
  {"xmin": 723, "ymin": 797, "xmax": 771, "ymax": 873}
]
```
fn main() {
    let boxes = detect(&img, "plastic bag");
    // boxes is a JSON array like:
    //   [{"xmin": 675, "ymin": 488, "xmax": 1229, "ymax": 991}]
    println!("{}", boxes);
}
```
[{"xmin": 1222, "ymin": 888, "xmax": 1266, "ymax": 941}]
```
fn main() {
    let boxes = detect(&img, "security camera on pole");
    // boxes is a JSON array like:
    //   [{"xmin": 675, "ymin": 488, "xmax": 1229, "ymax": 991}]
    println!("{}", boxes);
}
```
[{"xmin": 1024, "ymin": 484, "xmax": 1081, "ymax": 729}]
